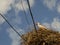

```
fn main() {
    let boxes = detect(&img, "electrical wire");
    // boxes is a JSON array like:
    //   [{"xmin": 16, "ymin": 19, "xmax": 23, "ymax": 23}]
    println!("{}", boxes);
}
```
[
  {"xmin": 26, "ymin": 0, "xmax": 37, "ymax": 33},
  {"xmin": 20, "ymin": 0, "xmax": 30, "ymax": 25},
  {"xmin": 0, "ymin": 13, "xmax": 26, "ymax": 41}
]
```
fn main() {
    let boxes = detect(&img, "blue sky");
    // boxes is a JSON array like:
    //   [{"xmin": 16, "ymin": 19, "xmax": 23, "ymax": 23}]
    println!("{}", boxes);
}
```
[{"xmin": 0, "ymin": 0, "xmax": 60, "ymax": 45}]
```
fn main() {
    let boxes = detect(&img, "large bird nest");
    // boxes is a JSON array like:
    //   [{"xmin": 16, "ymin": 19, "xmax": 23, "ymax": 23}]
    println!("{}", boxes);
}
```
[{"xmin": 21, "ymin": 28, "xmax": 60, "ymax": 45}]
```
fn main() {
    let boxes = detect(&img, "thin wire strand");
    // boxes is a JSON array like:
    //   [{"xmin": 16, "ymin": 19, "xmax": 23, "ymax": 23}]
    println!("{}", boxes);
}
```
[
  {"xmin": 20, "ymin": 0, "xmax": 30, "ymax": 25},
  {"xmin": 26, "ymin": 0, "xmax": 37, "ymax": 33},
  {"xmin": 0, "ymin": 13, "xmax": 26, "ymax": 41}
]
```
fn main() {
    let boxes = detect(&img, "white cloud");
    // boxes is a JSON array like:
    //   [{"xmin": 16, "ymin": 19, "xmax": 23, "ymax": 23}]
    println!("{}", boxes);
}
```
[
  {"xmin": 0, "ymin": 0, "xmax": 35, "ymax": 24},
  {"xmin": 43, "ymin": 23, "xmax": 51, "ymax": 28},
  {"xmin": 56, "ymin": 3, "xmax": 60, "ymax": 13},
  {"xmin": 0, "ymin": 0, "xmax": 14, "ymax": 24},
  {"xmin": 43, "ymin": 0, "xmax": 57, "ymax": 10},
  {"xmin": 43, "ymin": 18, "xmax": 60, "ymax": 32},
  {"xmin": 51, "ymin": 18, "xmax": 60, "ymax": 31},
  {"xmin": 7, "ymin": 15, "xmax": 26, "ymax": 45},
  {"xmin": 0, "ymin": 0, "xmax": 14, "ymax": 14},
  {"xmin": 0, "ymin": 0, "xmax": 35, "ymax": 14},
  {"xmin": 14, "ymin": 0, "xmax": 34, "ymax": 12},
  {"xmin": 0, "ymin": 15, "xmax": 5, "ymax": 24},
  {"xmin": 43, "ymin": 0, "xmax": 60, "ymax": 13},
  {"xmin": 7, "ymin": 27, "xmax": 25, "ymax": 45}
]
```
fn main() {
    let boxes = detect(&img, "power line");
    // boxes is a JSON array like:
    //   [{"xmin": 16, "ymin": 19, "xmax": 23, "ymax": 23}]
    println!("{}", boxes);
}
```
[
  {"xmin": 0, "ymin": 13, "xmax": 26, "ymax": 41},
  {"xmin": 20, "ymin": 0, "xmax": 30, "ymax": 25},
  {"xmin": 26, "ymin": 0, "xmax": 37, "ymax": 33}
]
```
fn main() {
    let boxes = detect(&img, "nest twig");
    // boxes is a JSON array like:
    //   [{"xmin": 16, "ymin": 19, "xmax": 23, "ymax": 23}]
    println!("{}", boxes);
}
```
[{"xmin": 21, "ymin": 28, "xmax": 60, "ymax": 45}]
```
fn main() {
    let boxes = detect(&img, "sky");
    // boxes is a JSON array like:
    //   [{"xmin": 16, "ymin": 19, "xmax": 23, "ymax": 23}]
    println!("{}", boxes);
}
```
[{"xmin": 0, "ymin": 0, "xmax": 60, "ymax": 45}]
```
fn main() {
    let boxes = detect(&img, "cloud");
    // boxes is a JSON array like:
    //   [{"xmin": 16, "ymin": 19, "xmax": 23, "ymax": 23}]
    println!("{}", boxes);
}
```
[
  {"xmin": 0, "ymin": 0, "xmax": 35, "ymax": 14},
  {"xmin": 43, "ymin": 0, "xmax": 60, "ymax": 13},
  {"xmin": 7, "ymin": 27, "xmax": 25, "ymax": 45},
  {"xmin": 0, "ymin": 0, "xmax": 13, "ymax": 14},
  {"xmin": 0, "ymin": 0, "xmax": 35, "ymax": 24},
  {"xmin": 43, "ymin": 0, "xmax": 57, "ymax": 10},
  {"xmin": 43, "ymin": 23, "xmax": 51, "ymax": 28},
  {"xmin": 0, "ymin": 15, "xmax": 5, "ymax": 24},
  {"xmin": 43, "ymin": 18, "xmax": 60, "ymax": 32},
  {"xmin": 51, "ymin": 18, "xmax": 60, "ymax": 31},
  {"xmin": 7, "ymin": 15, "xmax": 25, "ymax": 45},
  {"xmin": 13, "ymin": 0, "xmax": 35, "ymax": 12},
  {"xmin": 56, "ymin": 3, "xmax": 60, "ymax": 13},
  {"xmin": 0, "ymin": 0, "xmax": 14, "ymax": 24}
]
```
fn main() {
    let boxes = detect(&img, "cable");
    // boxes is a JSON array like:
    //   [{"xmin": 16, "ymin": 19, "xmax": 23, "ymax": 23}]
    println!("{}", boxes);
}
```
[
  {"xmin": 26, "ymin": 0, "xmax": 37, "ymax": 33},
  {"xmin": 0, "ymin": 13, "xmax": 26, "ymax": 41},
  {"xmin": 20, "ymin": 0, "xmax": 30, "ymax": 25}
]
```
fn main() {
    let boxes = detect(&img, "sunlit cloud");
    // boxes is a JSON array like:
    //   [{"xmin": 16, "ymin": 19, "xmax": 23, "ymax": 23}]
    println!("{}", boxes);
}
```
[
  {"xmin": 0, "ymin": 0, "xmax": 35, "ymax": 25},
  {"xmin": 13, "ymin": 0, "xmax": 35, "ymax": 14},
  {"xmin": 0, "ymin": 0, "xmax": 14, "ymax": 24},
  {"xmin": 57, "ymin": 3, "xmax": 60, "ymax": 13},
  {"xmin": 43, "ymin": 23, "xmax": 51, "ymax": 29},
  {"xmin": 43, "ymin": 18, "xmax": 60, "ymax": 32},
  {"xmin": 43, "ymin": 0, "xmax": 60, "ymax": 13},
  {"xmin": 43, "ymin": 0, "xmax": 57, "ymax": 10},
  {"xmin": 0, "ymin": 0, "xmax": 35, "ymax": 14},
  {"xmin": 7, "ymin": 15, "xmax": 25, "ymax": 45},
  {"xmin": 0, "ymin": 0, "xmax": 13, "ymax": 14},
  {"xmin": 7, "ymin": 27, "xmax": 25, "ymax": 45},
  {"xmin": 51, "ymin": 18, "xmax": 60, "ymax": 31}
]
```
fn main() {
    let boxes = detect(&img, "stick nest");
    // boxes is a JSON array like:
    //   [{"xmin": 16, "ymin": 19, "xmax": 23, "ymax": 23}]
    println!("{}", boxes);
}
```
[{"xmin": 21, "ymin": 28, "xmax": 60, "ymax": 45}]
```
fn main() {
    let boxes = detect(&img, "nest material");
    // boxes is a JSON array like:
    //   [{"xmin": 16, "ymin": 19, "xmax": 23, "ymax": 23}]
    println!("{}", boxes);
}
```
[{"xmin": 21, "ymin": 28, "xmax": 60, "ymax": 45}]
